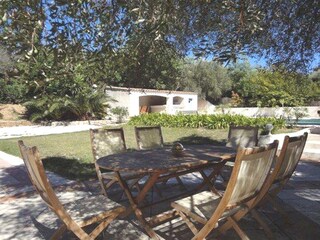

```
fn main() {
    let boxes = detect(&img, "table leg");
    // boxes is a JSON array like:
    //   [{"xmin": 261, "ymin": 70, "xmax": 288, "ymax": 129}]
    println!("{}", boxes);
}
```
[
  {"xmin": 115, "ymin": 171, "xmax": 162, "ymax": 239},
  {"xmin": 196, "ymin": 162, "xmax": 226, "ymax": 195},
  {"xmin": 199, "ymin": 170, "xmax": 220, "ymax": 195}
]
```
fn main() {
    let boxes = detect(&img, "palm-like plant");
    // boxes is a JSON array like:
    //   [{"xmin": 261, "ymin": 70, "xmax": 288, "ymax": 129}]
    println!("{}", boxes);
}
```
[
  {"xmin": 64, "ymin": 90, "xmax": 107, "ymax": 121},
  {"xmin": 24, "ymin": 90, "xmax": 108, "ymax": 122}
]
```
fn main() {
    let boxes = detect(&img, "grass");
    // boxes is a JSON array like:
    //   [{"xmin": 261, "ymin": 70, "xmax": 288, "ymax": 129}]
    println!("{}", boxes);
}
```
[
  {"xmin": 0, "ymin": 125, "xmax": 298, "ymax": 180},
  {"xmin": 0, "ymin": 125, "xmax": 229, "ymax": 180}
]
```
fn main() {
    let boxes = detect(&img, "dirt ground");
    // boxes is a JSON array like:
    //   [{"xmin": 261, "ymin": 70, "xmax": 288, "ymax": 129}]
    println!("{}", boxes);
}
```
[{"xmin": 0, "ymin": 104, "xmax": 32, "ymax": 127}]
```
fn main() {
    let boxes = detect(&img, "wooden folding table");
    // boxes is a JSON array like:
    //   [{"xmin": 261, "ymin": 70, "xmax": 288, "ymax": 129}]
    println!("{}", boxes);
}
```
[{"xmin": 96, "ymin": 145, "xmax": 235, "ymax": 239}]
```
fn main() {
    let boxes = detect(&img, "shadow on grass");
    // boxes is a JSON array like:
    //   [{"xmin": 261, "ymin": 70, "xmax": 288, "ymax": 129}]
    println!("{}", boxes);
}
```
[
  {"xmin": 169, "ymin": 134, "xmax": 226, "ymax": 146},
  {"xmin": 42, "ymin": 157, "xmax": 96, "ymax": 181},
  {"xmin": 42, "ymin": 135, "xmax": 226, "ymax": 181}
]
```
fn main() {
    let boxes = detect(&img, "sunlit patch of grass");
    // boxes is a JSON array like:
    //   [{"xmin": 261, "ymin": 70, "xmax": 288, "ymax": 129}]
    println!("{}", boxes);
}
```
[{"xmin": 1, "ymin": 125, "xmax": 296, "ymax": 180}]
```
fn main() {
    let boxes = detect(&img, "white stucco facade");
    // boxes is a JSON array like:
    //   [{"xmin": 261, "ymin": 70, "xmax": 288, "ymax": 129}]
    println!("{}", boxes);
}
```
[{"xmin": 105, "ymin": 86, "xmax": 198, "ymax": 116}]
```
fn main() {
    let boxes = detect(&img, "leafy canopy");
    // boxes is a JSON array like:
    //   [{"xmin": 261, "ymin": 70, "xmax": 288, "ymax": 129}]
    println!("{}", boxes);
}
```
[
  {"xmin": 121, "ymin": 0, "xmax": 320, "ymax": 72},
  {"xmin": 177, "ymin": 60, "xmax": 232, "ymax": 103},
  {"xmin": 0, "ymin": 1, "xmax": 319, "ymax": 121},
  {"xmin": 229, "ymin": 65, "xmax": 319, "ymax": 107},
  {"xmin": 1, "ymin": 0, "xmax": 319, "ymax": 73}
]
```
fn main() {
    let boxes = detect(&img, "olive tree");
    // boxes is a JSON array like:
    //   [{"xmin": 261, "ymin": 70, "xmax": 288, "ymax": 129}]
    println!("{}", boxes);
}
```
[{"xmin": 177, "ymin": 60, "xmax": 232, "ymax": 103}]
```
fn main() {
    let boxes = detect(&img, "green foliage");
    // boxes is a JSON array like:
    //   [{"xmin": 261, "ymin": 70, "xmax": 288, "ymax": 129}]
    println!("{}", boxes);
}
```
[
  {"xmin": 1, "ymin": 1, "xmax": 319, "ymax": 112},
  {"xmin": 0, "ymin": 78, "xmax": 28, "ymax": 103},
  {"xmin": 24, "ymin": 89, "xmax": 107, "ymax": 122},
  {"xmin": 283, "ymin": 107, "xmax": 309, "ymax": 126},
  {"xmin": 110, "ymin": 39, "xmax": 182, "ymax": 89},
  {"xmin": 230, "ymin": 65, "xmax": 318, "ymax": 107},
  {"xmin": 128, "ymin": 113, "xmax": 286, "ymax": 132},
  {"xmin": 111, "ymin": 107, "xmax": 129, "ymax": 123},
  {"xmin": 13, "ymin": 49, "xmax": 109, "ymax": 122},
  {"xmin": 309, "ymin": 68, "xmax": 320, "ymax": 83},
  {"xmin": 121, "ymin": 1, "xmax": 319, "ymax": 72},
  {"xmin": 177, "ymin": 60, "xmax": 232, "ymax": 103}
]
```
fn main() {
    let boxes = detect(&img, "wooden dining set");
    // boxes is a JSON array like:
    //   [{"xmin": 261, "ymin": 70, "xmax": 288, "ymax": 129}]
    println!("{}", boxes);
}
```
[{"xmin": 18, "ymin": 125, "xmax": 308, "ymax": 239}]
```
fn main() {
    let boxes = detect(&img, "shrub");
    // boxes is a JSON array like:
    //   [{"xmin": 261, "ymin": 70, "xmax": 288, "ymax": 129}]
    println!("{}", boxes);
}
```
[
  {"xmin": 0, "ymin": 78, "xmax": 28, "ymax": 104},
  {"xmin": 283, "ymin": 107, "xmax": 308, "ymax": 126},
  {"xmin": 24, "ymin": 91, "xmax": 107, "ymax": 122},
  {"xmin": 128, "ymin": 113, "xmax": 286, "ymax": 132},
  {"xmin": 111, "ymin": 107, "xmax": 129, "ymax": 123}
]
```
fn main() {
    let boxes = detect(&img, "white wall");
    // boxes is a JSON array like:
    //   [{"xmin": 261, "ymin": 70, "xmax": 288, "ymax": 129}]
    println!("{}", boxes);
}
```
[
  {"xmin": 258, "ymin": 128, "xmax": 310, "ymax": 149},
  {"xmin": 201, "ymin": 106, "xmax": 320, "ymax": 118},
  {"xmin": 106, "ymin": 88, "xmax": 198, "ymax": 116}
]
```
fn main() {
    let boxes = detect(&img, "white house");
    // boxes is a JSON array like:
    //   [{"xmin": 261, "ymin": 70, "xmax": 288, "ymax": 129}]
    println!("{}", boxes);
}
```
[{"xmin": 105, "ymin": 86, "xmax": 198, "ymax": 117}]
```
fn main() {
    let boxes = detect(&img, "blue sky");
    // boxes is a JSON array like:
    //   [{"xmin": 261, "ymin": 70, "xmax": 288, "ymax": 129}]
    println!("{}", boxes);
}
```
[{"xmin": 248, "ymin": 54, "xmax": 320, "ymax": 72}]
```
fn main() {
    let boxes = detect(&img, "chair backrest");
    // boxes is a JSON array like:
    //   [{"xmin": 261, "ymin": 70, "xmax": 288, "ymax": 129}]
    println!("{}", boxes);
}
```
[
  {"xmin": 194, "ymin": 141, "xmax": 278, "ymax": 239},
  {"xmin": 274, "ymin": 132, "xmax": 308, "ymax": 183},
  {"xmin": 90, "ymin": 128, "xmax": 127, "ymax": 161},
  {"xmin": 18, "ymin": 140, "xmax": 125, "ymax": 240},
  {"xmin": 135, "ymin": 126, "xmax": 164, "ymax": 150},
  {"xmin": 18, "ymin": 140, "xmax": 66, "ymax": 213},
  {"xmin": 226, "ymin": 125, "xmax": 259, "ymax": 149},
  {"xmin": 224, "ymin": 140, "xmax": 279, "ymax": 207}
]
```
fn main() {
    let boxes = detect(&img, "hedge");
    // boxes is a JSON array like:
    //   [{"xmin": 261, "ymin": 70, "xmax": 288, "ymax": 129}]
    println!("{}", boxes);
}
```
[{"xmin": 128, "ymin": 113, "xmax": 286, "ymax": 132}]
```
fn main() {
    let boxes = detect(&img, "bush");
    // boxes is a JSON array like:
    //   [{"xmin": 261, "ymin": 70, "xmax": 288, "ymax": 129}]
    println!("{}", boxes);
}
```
[
  {"xmin": 128, "ymin": 113, "xmax": 286, "ymax": 132},
  {"xmin": 110, "ymin": 107, "xmax": 129, "ymax": 123},
  {"xmin": 0, "ymin": 78, "xmax": 28, "ymax": 104},
  {"xmin": 283, "ymin": 107, "xmax": 309, "ymax": 126},
  {"xmin": 24, "ymin": 91, "xmax": 107, "ymax": 122}
]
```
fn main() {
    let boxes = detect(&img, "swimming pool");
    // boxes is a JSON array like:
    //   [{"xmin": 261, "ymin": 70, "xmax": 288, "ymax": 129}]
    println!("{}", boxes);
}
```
[{"xmin": 290, "ymin": 118, "xmax": 320, "ymax": 126}]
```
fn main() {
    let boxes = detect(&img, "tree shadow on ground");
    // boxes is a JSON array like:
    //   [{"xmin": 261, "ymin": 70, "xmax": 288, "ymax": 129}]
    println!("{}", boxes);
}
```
[
  {"xmin": 167, "ymin": 134, "xmax": 226, "ymax": 146},
  {"xmin": 42, "ymin": 157, "xmax": 96, "ymax": 181}
]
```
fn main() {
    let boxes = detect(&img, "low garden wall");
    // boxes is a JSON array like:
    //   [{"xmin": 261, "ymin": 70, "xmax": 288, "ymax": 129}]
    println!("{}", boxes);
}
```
[
  {"xmin": 201, "ymin": 106, "xmax": 320, "ymax": 118},
  {"xmin": 258, "ymin": 128, "xmax": 311, "ymax": 149}
]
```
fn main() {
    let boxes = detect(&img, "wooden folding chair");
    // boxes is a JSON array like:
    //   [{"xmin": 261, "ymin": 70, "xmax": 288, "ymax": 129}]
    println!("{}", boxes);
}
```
[
  {"xmin": 171, "ymin": 140, "xmax": 279, "ymax": 240},
  {"xmin": 18, "ymin": 140, "xmax": 125, "ymax": 240},
  {"xmin": 135, "ymin": 126, "xmax": 186, "ymax": 190},
  {"xmin": 220, "ymin": 125, "xmax": 259, "ymax": 184},
  {"xmin": 135, "ymin": 126, "xmax": 164, "ymax": 150},
  {"xmin": 90, "ymin": 128, "xmax": 143, "ymax": 197},
  {"xmin": 226, "ymin": 125, "xmax": 259, "ymax": 149},
  {"xmin": 260, "ymin": 132, "xmax": 308, "ymax": 220},
  {"xmin": 218, "ymin": 132, "xmax": 309, "ymax": 238}
]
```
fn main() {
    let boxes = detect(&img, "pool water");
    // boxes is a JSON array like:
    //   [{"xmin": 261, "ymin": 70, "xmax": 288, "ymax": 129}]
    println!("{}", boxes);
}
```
[{"xmin": 293, "ymin": 118, "xmax": 320, "ymax": 126}]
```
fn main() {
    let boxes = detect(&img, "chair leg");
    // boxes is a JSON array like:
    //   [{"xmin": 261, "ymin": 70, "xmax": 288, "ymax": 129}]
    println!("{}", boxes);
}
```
[
  {"xmin": 266, "ymin": 194, "xmax": 291, "ymax": 225},
  {"xmin": 227, "ymin": 216, "xmax": 250, "ymax": 240},
  {"xmin": 219, "ymin": 165, "xmax": 232, "ymax": 187},
  {"xmin": 176, "ymin": 210, "xmax": 199, "ymax": 235},
  {"xmin": 50, "ymin": 224, "xmax": 67, "ymax": 240},
  {"xmin": 65, "ymin": 222, "xmax": 92, "ymax": 240},
  {"xmin": 89, "ymin": 212, "xmax": 120, "ymax": 239},
  {"xmin": 175, "ymin": 176, "xmax": 187, "ymax": 190},
  {"xmin": 157, "ymin": 175, "xmax": 186, "ymax": 193},
  {"xmin": 99, "ymin": 179, "xmax": 118, "ymax": 196},
  {"xmin": 250, "ymin": 208, "xmax": 274, "ymax": 239},
  {"xmin": 98, "ymin": 178, "xmax": 108, "ymax": 196},
  {"xmin": 153, "ymin": 183, "xmax": 163, "ymax": 198}
]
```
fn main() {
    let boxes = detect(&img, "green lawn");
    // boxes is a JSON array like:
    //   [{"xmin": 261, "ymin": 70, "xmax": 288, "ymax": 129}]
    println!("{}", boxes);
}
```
[
  {"xmin": 0, "ymin": 125, "xmax": 298, "ymax": 180},
  {"xmin": 0, "ymin": 125, "xmax": 229, "ymax": 180}
]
